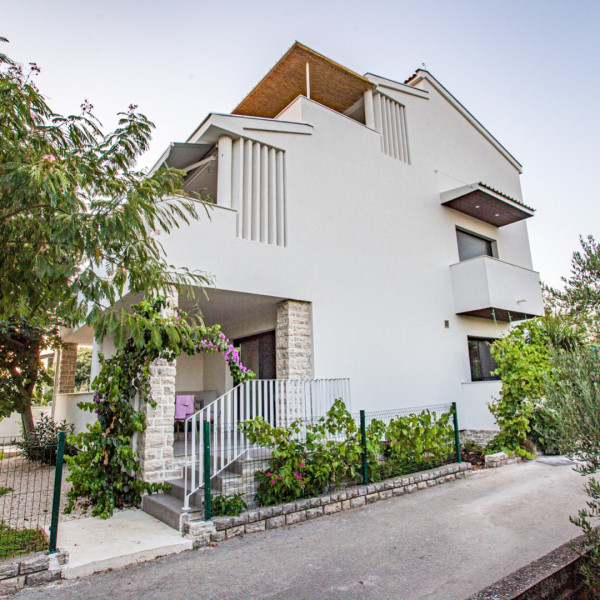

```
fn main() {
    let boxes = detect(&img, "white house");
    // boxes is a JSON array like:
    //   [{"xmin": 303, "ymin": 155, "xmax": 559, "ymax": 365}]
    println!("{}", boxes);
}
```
[{"xmin": 54, "ymin": 42, "xmax": 543, "ymax": 488}]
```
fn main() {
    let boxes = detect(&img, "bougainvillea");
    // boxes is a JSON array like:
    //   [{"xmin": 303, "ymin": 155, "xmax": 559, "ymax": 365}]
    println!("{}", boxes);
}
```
[{"xmin": 65, "ymin": 297, "xmax": 254, "ymax": 518}]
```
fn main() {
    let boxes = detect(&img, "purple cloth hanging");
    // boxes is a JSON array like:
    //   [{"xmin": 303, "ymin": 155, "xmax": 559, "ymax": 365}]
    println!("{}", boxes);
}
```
[{"xmin": 174, "ymin": 395, "xmax": 195, "ymax": 420}]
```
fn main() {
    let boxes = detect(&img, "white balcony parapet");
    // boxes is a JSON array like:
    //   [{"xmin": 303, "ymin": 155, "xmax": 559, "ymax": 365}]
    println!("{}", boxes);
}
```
[{"xmin": 450, "ymin": 256, "xmax": 543, "ymax": 321}]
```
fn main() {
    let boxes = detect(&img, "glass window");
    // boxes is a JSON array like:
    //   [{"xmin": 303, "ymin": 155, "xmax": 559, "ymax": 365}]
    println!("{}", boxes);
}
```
[
  {"xmin": 457, "ymin": 229, "xmax": 494, "ymax": 261},
  {"xmin": 468, "ymin": 337, "xmax": 500, "ymax": 381}
]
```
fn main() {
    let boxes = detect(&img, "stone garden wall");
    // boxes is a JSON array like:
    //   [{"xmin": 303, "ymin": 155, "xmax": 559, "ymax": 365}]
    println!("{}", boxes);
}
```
[
  {"xmin": 0, "ymin": 550, "xmax": 68, "ymax": 597},
  {"xmin": 186, "ymin": 462, "xmax": 472, "ymax": 546}
]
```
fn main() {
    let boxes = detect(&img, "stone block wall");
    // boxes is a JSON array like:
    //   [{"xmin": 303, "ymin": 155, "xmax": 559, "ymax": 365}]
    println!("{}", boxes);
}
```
[
  {"xmin": 0, "ymin": 550, "xmax": 68, "ymax": 596},
  {"xmin": 460, "ymin": 429, "xmax": 498, "ymax": 447},
  {"xmin": 57, "ymin": 344, "xmax": 78, "ymax": 394},
  {"xmin": 186, "ymin": 463, "xmax": 472, "ymax": 547},
  {"xmin": 276, "ymin": 300, "xmax": 312, "ymax": 379}
]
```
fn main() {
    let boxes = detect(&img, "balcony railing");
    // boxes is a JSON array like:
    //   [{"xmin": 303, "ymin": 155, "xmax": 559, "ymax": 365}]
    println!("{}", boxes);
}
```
[{"xmin": 450, "ymin": 255, "xmax": 543, "ymax": 321}]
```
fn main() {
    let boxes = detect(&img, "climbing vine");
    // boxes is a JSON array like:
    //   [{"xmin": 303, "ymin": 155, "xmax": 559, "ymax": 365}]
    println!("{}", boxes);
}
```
[{"xmin": 64, "ymin": 297, "xmax": 255, "ymax": 518}]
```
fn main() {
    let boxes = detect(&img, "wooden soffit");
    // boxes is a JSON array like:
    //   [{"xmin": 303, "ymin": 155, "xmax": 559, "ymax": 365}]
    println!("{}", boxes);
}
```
[
  {"xmin": 441, "ymin": 183, "xmax": 535, "ymax": 227},
  {"xmin": 233, "ymin": 42, "xmax": 374, "ymax": 119}
]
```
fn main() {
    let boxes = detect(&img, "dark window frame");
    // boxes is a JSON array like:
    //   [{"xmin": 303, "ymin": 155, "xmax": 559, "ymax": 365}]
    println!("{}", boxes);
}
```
[
  {"xmin": 456, "ymin": 227, "xmax": 498, "ymax": 262},
  {"xmin": 467, "ymin": 336, "xmax": 500, "ymax": 382}
]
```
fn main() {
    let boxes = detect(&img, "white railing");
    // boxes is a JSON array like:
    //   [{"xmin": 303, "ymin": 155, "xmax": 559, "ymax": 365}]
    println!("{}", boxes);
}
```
[{"xmin": 183, "ymin": 378, "xmax": 351, "ymax": 510}]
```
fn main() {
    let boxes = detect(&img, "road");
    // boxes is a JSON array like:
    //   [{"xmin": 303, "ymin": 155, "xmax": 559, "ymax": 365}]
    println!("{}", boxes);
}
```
[{"xmin": 17, "ymin": 460, "xmax": 589, "ymax": 600}]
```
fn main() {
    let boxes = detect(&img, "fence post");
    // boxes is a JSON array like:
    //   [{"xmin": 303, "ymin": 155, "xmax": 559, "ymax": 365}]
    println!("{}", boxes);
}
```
[
  {"xmin": 203, "ymin": 420, "xmax": 211, "ymax": 520},
  {"xmin": 48, "ymin": 430, "xmax": 66, "ymax": 554},
  {"xmin": 360, "ymin": 410, "xmax": 369, "ymax": 485},
  {"xmin": 451, "ymin": 402, "xmax": 462, "ymax": 464}
]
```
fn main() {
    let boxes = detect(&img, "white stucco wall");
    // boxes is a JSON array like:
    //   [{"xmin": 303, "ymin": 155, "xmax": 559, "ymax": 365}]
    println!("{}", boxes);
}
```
[{"xmin": 80, "ymin": 74, "xmax": 538, "ymax": 432}]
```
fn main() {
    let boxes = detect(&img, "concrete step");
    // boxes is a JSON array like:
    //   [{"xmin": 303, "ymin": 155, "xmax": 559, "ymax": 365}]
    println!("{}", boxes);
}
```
[
  {"xmin": 142, "ymin": 492, "xmax": 203, "ymax": 531},
  {"xmin": 165, "ymin": 478, "xmax": 205, "ymax": 506}
]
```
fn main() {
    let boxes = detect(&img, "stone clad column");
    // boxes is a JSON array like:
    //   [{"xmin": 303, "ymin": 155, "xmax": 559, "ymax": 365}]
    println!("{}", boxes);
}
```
[
  {"xmin": 57, "ymin": 343, "xmax": 78, "ymax": 394},
  {"xmin": 137, "ymin": 292, "xmax": 178, "ymax": 483},
  {"xmin": 276, "ymin": 300, "xmax": 312, "ymax": 379}
]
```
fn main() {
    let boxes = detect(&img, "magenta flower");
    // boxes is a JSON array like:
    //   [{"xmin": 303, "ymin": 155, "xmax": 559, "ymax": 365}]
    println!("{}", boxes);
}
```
[
  {"xmin": 270, "ymin": 479, "xmax": 275, "ymax": 483},
  {"xmin": 266, "ymin": 472, "xmax": 271, "ymax": 477}
]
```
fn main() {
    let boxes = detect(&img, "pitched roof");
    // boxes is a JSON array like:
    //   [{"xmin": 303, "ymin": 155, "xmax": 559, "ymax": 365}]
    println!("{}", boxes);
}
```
[{"xmin": 232, "ymin": 42, "xmax": 374, "ymax": 119}]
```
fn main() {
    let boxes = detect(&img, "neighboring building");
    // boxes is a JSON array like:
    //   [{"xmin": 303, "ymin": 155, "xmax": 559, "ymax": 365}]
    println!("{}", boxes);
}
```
[{"xmin": 55, "ymin": 42, "xmax": 543, "ymax": 470}]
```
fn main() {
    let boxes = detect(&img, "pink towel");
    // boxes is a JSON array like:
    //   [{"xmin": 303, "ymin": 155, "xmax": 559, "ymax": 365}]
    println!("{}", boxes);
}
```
[{"xmin": 174, "ymin": 395, "xmax": 195, "ymax": 420}]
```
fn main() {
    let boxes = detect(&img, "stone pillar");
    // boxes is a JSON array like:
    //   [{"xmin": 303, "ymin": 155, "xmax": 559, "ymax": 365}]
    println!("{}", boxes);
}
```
[
  {"xmin": 137, "ymin": 358, "xmax": 177, "ymax": 483},
  {"xmin": 276, "ymin": 300, "xmax": 312, "ymax": 379},
  {"xmin": 137, "ymin": 291, "xmax": 178, "ymax": 483},
  {"xmin": 57, "ymin": 343, "xmax": 77, "ymax": 394}
]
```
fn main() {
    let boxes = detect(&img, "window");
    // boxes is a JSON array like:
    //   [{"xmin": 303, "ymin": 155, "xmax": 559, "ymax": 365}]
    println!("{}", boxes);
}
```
[
  {"xmin": 467, "ymin": 337, "xmax": 500, "ymax": 381},
  {"xmin": 456, "ymin": 229, "xmax": 495, "ymax": 262}
]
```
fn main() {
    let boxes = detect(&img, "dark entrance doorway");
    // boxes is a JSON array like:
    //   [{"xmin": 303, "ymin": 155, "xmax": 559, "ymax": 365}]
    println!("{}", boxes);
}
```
[
  {"xmin": 233, "ymin": 331, "xmax": 277, "ymax": 424},
  {"xmin": 234, "ymin": 330, "xmax": 276, "ymax": 380}
]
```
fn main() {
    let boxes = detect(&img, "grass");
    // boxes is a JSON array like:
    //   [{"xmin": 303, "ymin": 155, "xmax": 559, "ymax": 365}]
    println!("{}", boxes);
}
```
[
  {"xmin": 0, "ymin": 487, "xmax": 12, "ymax": 497},
  {"xmin": 0, "ymin": 523, "xmax": 47, "ymax": 559}
]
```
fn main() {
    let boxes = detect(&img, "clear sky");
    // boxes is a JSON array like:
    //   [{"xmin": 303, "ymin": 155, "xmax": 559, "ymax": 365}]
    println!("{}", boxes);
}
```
[{"xmin": 3, "ymin": 0, "xmax": 599, "ymax": 287}]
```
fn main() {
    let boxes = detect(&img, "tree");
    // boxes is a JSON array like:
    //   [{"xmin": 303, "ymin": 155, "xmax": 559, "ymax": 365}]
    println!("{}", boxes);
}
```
[
  {"xmin": 487, "ymin": 312, "xmax": 587, "ymax": 456},
  {"xmin": 549, "ymin": 235, "xmax": 600, "ymax": 337},
  {"xmin": 0, "ymin": 40, "xmax": 209, "ymax": 432},
  {"xmin": 546, "ymin": 347, "xmax": 600, "ymax": 595}
]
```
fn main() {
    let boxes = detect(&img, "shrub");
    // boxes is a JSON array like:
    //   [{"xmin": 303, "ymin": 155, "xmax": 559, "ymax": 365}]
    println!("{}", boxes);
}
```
[
  {"xmin": 211, "ymin": 493, "xmax": 247, "ymax": 517},
  {"xmin": 379, "ymin": 410, "xmax": 454, "ymax": 479},
  {"xmin": 17, "ymin": 414, "xmax": 75, "ymax": 465},
  {"xmin": 241, "ymin": 400, "xmax": 455, "ymax": 506}
]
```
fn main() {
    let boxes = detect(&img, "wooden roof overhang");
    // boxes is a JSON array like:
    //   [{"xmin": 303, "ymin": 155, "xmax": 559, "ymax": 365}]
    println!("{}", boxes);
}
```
[
  {"xmin": 232, "ymin": 42, "xmax": 374, "ymax": 118},
  {"xmin": 457, "ymin": 307, "xmax": 536, "ymax": 322},
  {"xmin": 441, "ymin": 183, "xmax": 534, "ymax": 227}
]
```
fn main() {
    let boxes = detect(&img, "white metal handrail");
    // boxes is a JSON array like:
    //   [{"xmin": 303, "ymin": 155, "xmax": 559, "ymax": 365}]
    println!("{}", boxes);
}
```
[{"xmin": 182, "ymin": 378, "xmax": 351, "ymax": 510}]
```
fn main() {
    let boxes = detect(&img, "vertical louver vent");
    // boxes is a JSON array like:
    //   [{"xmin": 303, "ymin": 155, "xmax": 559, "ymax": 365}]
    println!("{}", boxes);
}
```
[
  {"xmin": 373, "ymin": 93, "xmax": 410, "ymax": 164},
  {"xmin": 231, "ymin": 138, "xmax": 287, "ymax": 246}
]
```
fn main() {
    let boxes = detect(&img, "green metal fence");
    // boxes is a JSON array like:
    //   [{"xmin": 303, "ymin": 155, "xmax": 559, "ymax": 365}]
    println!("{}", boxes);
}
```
[
  {"xmin": 0, "ymin": 431, "xmax": 66, "ymax": 559},
  {"xmin": 199, "ymin": 402, "xmax": 461, "ymax": 520}
]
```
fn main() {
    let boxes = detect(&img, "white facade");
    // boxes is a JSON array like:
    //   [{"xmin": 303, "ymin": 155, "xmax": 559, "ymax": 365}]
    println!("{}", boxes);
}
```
[{"xmin": 65, "ymin": 44, "xmax": 544, "ymax": 433}]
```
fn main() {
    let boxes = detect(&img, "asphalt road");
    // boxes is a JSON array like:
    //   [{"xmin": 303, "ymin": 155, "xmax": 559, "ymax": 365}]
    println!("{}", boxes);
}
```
[{"xmin": 16, "ymin": 460, "xmax": 589, "ymax": 600}]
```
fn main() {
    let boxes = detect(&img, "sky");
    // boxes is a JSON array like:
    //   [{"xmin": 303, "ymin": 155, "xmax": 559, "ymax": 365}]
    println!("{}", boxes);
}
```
[{"xmin": 3, "ymin": 0, "xmax": 600, "ymax": 288}]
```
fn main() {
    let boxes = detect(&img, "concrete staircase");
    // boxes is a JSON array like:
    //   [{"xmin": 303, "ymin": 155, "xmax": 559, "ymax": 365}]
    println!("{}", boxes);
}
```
[{"xmin": 142, "ymin": 449, "xmax": 271, "ymax": 531}]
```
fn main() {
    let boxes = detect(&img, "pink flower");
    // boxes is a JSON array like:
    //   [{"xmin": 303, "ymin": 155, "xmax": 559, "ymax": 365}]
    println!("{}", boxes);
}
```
[
  {"xmin": 277, "ymin": 476, "xmax": 281, "ymax": 480},
  {"xmin": 42, "ymin": 154, "xmax": 56, "ymax": 162},
  {"xmin": 266, "ymin": 472, "xmax": 271, "ymax": 477},
  {"xmin": 270, "ymin": 479, "xmax": 275, "ymax": 483},
  {"xmin": 301, "ymin": 481, "xmax": 305, "ymax": 485},
  {"xmin": 294, "ymin": 473, "xmax": 300, "ymax": 478}
]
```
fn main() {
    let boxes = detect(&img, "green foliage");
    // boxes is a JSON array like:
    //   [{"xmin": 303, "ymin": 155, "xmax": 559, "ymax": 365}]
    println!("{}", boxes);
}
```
[
  {"xmin": 0, "ymin": 487, "xmax": 12, "ymax": 497},
  {"xmin": 0, "ymin": 321, "xmax": 59, "ymax": 433},
  {"xmin": 65, "ymin": 298, "xmax": 255, "ymax": 519},
  {"xmin": 379, "ymin": 410, "xmax": 454, "ymax": 479},
  {"xmin": 0, "ymin": 40, "xmax": 210, "ymax": 437},
  {"xmin": 0, "ymin": 523, "xmax": 47, "ymax": 560},
  {"xmin": 211, "ymin": 493, "xmax": 247, "ymax": 517},
  {"xmin": 548, "ymin": 235, "xmax": 600, "ymax": 336},
  {"xmin": 75, "ymin": 347, "xmax": 93, "ymax": 392},
  {"xmin": 16, "ymin": 414, "xmax": 75, "ymax": 465},
  {"xmin": 543, "ymin": 347, "xmax": 600, "ymax": 594},
  {"xmin": 241, "ymin": 401, "xmax": 454, "ymax": 506},
  {"xmin": 241, "ymin": 399, "xmax": 364, "ymax": 506},
  {"xmin": 487, "ymin": 319, "xmax": 554, "ymax": 457}
]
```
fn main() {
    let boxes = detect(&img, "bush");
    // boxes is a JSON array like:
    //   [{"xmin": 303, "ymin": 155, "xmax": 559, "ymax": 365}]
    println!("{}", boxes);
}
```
[
  {"xmin": 379, "ymin": 410, "xmax": 454, "ymax": 479},
  {"xmin": 211, "ymin": 493, "xmax": 247, "ymax": 517},
  {"xmin": 241, "ymin": 400, "xmax": 455, "ymax": 506},
  {"xmin": 17, "ymin": 414, "xmax": 75, "ymax": 465}
]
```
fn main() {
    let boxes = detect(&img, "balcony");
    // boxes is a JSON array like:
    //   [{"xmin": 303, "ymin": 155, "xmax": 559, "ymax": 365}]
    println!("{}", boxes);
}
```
[{"xmin": 450, "ymin": 255, "xmax": 544, "ymax": 321}]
